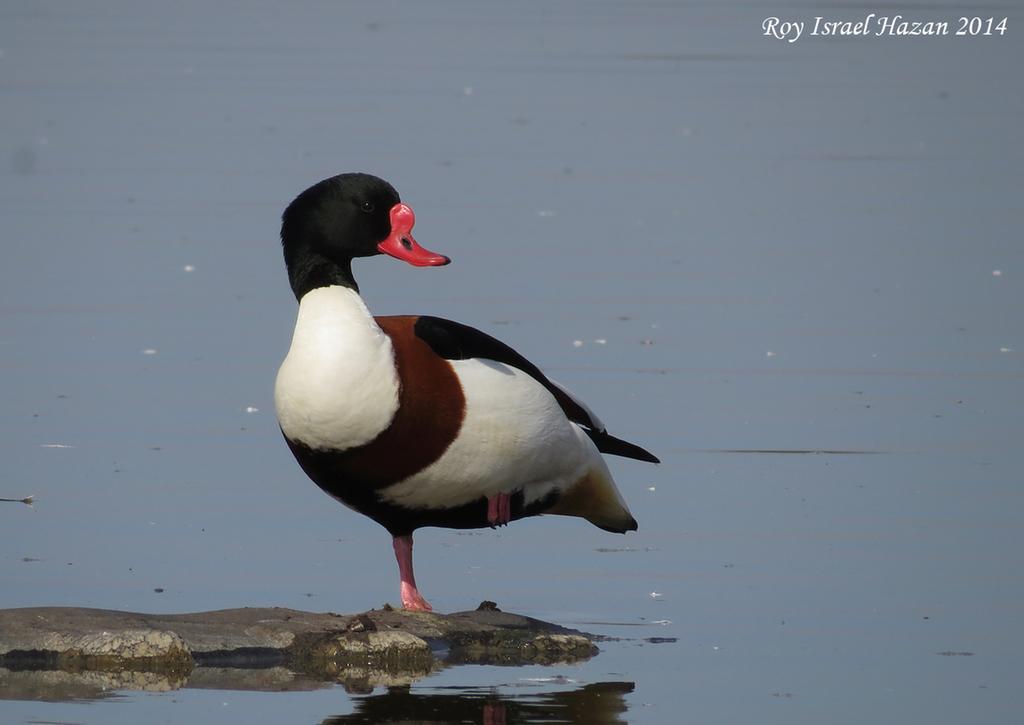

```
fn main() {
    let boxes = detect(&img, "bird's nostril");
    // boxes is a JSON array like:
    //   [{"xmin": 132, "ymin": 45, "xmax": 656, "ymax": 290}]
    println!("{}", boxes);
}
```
[{"xmin": 400, "ymin": 237, "xmax": 413, "ymax": 250}]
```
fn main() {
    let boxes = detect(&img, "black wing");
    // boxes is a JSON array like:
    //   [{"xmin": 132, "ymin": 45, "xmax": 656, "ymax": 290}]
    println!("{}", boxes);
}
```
[{"xmin": 414, "ymin": 316, "xmax": 660, "ymax": 464}]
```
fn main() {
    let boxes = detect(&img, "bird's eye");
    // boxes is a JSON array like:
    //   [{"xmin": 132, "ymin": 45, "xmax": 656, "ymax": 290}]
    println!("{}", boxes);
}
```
[{"xmin": 361, "ymin": 201, "xmax": 375, "ymax": 213}]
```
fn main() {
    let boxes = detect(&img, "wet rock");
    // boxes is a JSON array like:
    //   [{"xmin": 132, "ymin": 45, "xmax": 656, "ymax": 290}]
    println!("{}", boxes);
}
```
[
  {"xmin": 0, "ymin": 605, "xmax": 598, "ymax": 699},
  {"xmin": 0, "ymin": 624, "xmax": 192, "ymax": 675},
  {"xmin": 345, "ymin": 614, "xmax": 376, "ymax": 632},
  {"xmin": 293, "ymin": 629, "xmax": 432, "ymax": 670}
]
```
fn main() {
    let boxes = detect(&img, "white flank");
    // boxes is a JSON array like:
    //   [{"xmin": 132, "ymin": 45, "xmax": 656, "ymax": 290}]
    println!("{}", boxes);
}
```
[
  {"xmin": 274, "ymin": 286, "xmax": 399, "ymax": 451},
  {"xmin": 380, "ymin": 358, "xmax": 603, "ymax": 509}
]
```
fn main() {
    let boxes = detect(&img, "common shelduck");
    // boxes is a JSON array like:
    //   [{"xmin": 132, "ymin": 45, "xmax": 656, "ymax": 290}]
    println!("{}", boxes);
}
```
[{"xmin": 274, "ymin": 173, "xmax": 658, "ymax": 611}]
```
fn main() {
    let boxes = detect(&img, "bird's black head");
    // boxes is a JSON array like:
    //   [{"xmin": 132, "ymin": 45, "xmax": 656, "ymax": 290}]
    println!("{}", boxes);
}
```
[{"xmin": 280, "ymin": 173, "xmax": 449, "ymax": 299}]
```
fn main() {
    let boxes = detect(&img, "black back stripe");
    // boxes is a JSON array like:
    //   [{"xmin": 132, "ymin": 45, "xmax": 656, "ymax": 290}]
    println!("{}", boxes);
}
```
[{"xmin": 413, "ymin": 315, "xmax": 659, "ymax": 463}]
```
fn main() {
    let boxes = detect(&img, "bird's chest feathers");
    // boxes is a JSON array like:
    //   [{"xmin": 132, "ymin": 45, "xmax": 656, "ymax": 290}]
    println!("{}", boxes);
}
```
[{"xmin": 274, "ymin": 286, "xmax": 399, "ymax": 451}]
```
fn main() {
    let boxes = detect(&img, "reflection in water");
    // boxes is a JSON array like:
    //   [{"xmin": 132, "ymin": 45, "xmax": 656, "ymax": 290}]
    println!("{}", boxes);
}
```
[
  {"xmin": 323, "ymin": 681, "xmax": 634, "ymax": 725},
  {"xmin": 0, "ymin": 667, "xmax": 183, "ymax": 702},
  {"xmin": 0, "ymin": 665, "xmax": 328, "ymax": 702}
]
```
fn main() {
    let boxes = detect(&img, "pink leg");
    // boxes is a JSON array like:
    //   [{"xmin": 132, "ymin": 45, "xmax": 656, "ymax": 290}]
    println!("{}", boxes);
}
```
[
  {"xmin": 392, "ymin": 534, "xmax": 432, "ymax": 612},
  {"xmin": 483, "ymin": 700, "xmax": 507, "ymax": 725},
  {"xmin": 487, "ymin": 492, "xmax": 512, "ymax": 527}
]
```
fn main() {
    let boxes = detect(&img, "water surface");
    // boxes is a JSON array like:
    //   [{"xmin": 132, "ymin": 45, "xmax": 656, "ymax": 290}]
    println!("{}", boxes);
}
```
[{"xmin": 1, "ymin": 1, "xmax": 1021, "ymax": 722}]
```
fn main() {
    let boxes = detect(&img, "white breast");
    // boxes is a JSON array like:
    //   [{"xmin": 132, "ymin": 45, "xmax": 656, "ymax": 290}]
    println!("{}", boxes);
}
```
[
  {"xmin": 274, "ymin": 286, "xmax": 399, "ymax": 451},
  {"xmin": 379, "ymin": 357, "xmax": 594, "ymax": 509}
]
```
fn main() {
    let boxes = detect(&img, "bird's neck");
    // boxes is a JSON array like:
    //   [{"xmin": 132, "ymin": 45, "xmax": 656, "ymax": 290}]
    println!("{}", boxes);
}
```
[{"xmin": 285, "ymin": 247, "xmax": 359, "ymax": 300}]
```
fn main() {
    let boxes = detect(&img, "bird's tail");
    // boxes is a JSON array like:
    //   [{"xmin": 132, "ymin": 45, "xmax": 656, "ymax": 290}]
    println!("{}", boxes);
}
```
[{"xmin": 544, "ymin": 465, "xmax": 638, "ymax": 533}]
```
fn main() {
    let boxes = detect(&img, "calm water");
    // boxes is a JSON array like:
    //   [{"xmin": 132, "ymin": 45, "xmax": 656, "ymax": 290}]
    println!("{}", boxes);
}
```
[{"xmin": 2, "ymin": 1, "xmax": 1021, "ymax": 723}]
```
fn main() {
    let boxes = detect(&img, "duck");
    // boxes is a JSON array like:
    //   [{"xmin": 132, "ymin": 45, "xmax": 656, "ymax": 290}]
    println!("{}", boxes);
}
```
[{"xmin": 274, "ymin": 173, "xmax": 659, "ymax": 611}]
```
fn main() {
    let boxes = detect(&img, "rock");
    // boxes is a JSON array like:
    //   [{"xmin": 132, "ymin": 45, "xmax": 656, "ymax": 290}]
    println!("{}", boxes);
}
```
[{"xmin": 0, "ymin": 605, "xmax": 598, "ymax": 699}]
